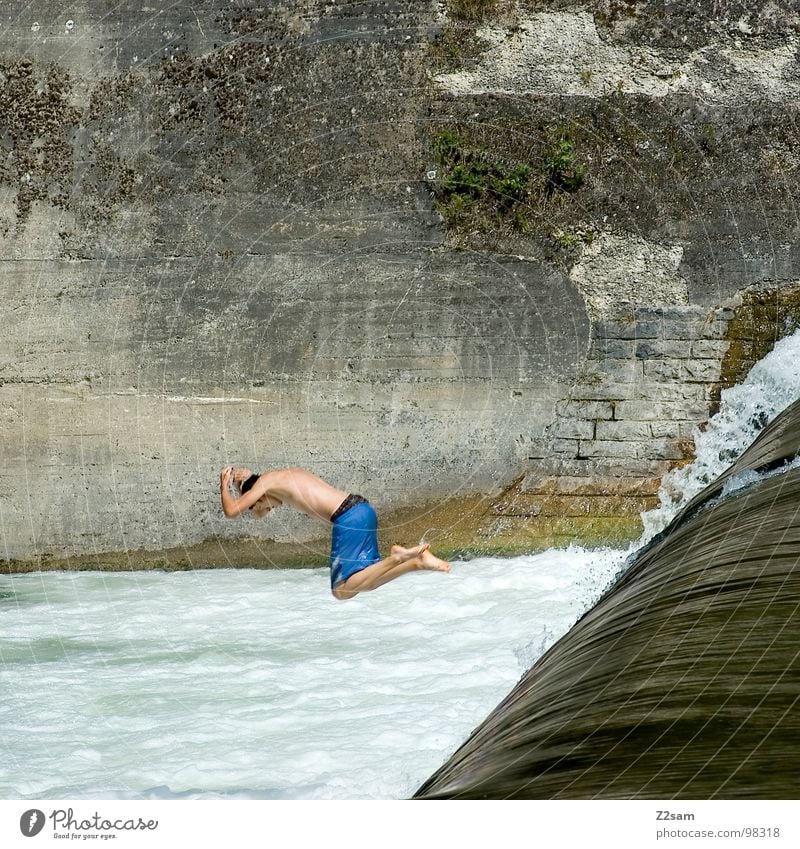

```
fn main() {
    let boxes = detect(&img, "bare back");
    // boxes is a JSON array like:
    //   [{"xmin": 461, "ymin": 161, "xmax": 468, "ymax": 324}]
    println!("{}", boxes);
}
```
[{"xmin": 261, "ymin": 468, "xmax": 349, "ymax": 523}]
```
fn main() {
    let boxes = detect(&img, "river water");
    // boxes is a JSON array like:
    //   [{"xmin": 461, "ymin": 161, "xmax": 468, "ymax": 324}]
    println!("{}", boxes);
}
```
[{"xmin": 3, "ymin": 331, "xmax": 800, "ymax": 800}]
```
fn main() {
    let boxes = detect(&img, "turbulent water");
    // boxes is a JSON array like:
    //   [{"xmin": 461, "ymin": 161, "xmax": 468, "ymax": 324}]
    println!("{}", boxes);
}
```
[
  {"xmin": 640, "ymin": 329, "xmax": 800, "ymax": 540},
  {"xmin": 0, "ymin": 552, "xmax": 623, "ymax": 799},
  {"xmin": 3, "ymin": 330, "xmax": 800, "ymax": 800}
]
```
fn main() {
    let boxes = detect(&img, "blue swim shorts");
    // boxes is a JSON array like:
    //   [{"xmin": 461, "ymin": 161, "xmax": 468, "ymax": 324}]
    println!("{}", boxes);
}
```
[{"xmin": 329, "ymin": 499, "xmax": 381, "ymax": 588}]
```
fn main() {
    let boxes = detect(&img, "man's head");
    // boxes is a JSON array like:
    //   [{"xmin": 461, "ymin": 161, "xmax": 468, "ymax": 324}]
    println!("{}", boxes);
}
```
[
  {"xmin": 235, "ymin": 469, "xmax": 271, "ymax": 513},
  {"xmin": 239, "ymin": 472, "xmax": 260, "ymax": 495}
]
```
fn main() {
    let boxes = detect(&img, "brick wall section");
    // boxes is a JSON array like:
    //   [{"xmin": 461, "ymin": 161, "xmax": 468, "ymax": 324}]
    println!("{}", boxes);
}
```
[{"xmin": 488, "ymin": 304, "xmax": 734, "ymax": 547}]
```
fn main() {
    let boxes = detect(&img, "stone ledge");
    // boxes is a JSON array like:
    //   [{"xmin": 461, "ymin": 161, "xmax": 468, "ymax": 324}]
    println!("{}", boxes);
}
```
[
  {"xmin": 521, "ymin": 474, "xmax": 661, "ymax": 497},
  {"xmin": 492, "ymin": 493, "xmax": 659, "ymax": 518},
  {"xmin": 0, "ymin": 492, "xmax": 495, "ymax": 573},
  {"xmin": 0, "ymin": 478, "xmax": 658, "ymax": 573},
  {"xmin": 477, "ymin": 516, "xmax": 645, "ymax": 552}
]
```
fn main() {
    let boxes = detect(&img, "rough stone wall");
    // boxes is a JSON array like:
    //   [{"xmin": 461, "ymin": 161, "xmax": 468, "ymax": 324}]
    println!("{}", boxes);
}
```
[
  {"xmin": 489, "ymin": 303, "xmax": 731, "ymax": 547},
  {"xmin": 477, "ymin": 281, "xmax": 800, "ymax": 550},
  {"xmin": 425, "ymin": 0, "xmax": 800, "ymax": 548},
  {"xmin": 3, "ymin": 0, "xmax": 800, "ymax": 568},
  {"xmin": 0, "ymin": 1, "xmax": 590, "ymax": 566}
]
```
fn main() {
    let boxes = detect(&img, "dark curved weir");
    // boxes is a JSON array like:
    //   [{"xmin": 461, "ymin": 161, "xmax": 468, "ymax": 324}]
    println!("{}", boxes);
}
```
[{"xmin": 414, "ymin": 398, "xmax": 800, "ymax": 799}]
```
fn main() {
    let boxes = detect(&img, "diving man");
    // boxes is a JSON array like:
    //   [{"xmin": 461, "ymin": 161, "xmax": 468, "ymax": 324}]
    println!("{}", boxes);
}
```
[{"xmin": 219, "ymin": 466, "xmax": 451, "ymax": 600}]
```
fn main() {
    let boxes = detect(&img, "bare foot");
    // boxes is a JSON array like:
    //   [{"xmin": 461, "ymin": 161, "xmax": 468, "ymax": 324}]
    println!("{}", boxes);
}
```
[
  {"xmin": 391, "ymin": 543, "xmax": 450, "ymax": 573},
  {"xmin": 419, "ymin": 548, "xmax": 451, "ymax": 573},
  {"xmin": 390, "ymin": 543, "xmax": 425, "ymax": 555}
]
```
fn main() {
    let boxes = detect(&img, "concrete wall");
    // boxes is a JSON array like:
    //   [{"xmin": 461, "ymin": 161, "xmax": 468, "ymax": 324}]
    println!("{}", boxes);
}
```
[
  {"xmin": 2, "ymin": 1, "xmax": 800, "ymax": 566},
  {"xmin": 0, "ymin": 1, "xmax": 590, "ymax": 564},
  {"xmin": 424, "ymin": 0, "xmax": 800, "ymax": 549}
]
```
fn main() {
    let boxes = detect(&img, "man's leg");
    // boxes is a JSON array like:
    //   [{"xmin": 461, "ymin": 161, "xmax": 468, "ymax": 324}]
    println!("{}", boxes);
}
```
[{"xmin": 332, "ymin": 543, "xmax": 450, "ymax": 600}]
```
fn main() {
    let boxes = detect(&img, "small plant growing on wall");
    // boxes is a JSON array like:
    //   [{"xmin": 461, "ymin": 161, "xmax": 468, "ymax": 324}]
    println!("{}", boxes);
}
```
[
  {"xmin": 496, "ymin": 164, "xmax": 532, "ymax": 210},
  {"xmin": 427, "ymin": 126, "xmax": 587, "ymax": 238},
  {"xmin": 542, "ymin": 136, "xmax": 586, "ymax": 196},
  {"xmin": 430, "ymin": 128, "xmax": 535, "ymax": 230}
]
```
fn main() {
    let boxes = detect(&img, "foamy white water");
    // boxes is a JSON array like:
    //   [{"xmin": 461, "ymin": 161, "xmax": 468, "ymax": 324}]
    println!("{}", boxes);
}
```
[
  {"xmin": 3, "ymin": 328, "xmax": 800, "ymax": 800},
  {"xmin": 641, "ymin": 328, "xmax": 800, "ymax": 540},
  {"xmin": 0, "ymin": 550, "xmax": 624, "ymax": 800}
]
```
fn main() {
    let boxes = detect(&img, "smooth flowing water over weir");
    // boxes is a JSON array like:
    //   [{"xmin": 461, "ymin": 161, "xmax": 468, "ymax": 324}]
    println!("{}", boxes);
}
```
[{"xmin": 3, "ymin": 331, "xmax": 800, "ymax": 800}]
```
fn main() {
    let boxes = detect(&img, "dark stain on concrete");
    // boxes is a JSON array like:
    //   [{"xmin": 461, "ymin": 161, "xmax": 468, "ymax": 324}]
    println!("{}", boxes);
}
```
[{"xmin": 0, "ymin": 59, "xmax": 80, "ymax": 222}]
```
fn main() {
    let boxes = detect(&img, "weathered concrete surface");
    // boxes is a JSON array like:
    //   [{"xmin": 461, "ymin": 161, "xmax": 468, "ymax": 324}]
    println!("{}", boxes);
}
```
[
  {"xmin": 0, "ymin": 1, "xmax": 590, "ymax": 566},
  {"xmin": 424, "ymin": 0, "xmax": 800, "ymax": 545},
  {"xmin": 3, "ymin": 1, "xmax": 800, "ymax": 567},
  {"xmin": 0, "ymin": 247, "xmax": 586, "ymax": 562}
]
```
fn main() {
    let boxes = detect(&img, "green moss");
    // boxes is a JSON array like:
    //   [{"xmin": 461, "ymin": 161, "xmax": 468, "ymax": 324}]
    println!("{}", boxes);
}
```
[
  {"xmin": 462, "ymin": 516, "xmax": 645, "ymax": 556},
  {"xmin": 542, "ymin": 137, "xmax": 586, "ymax": 196},
  {"xmin": 428, "ymin": 127, "xmax": 586, "ymax": 238},
  {"xmin": 552, "ymin": 226, "xmax": 595, "ymax": 248},
  {"xmin": 714, "ymin": 284, "xmax": 800, "ymax": 412}
]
